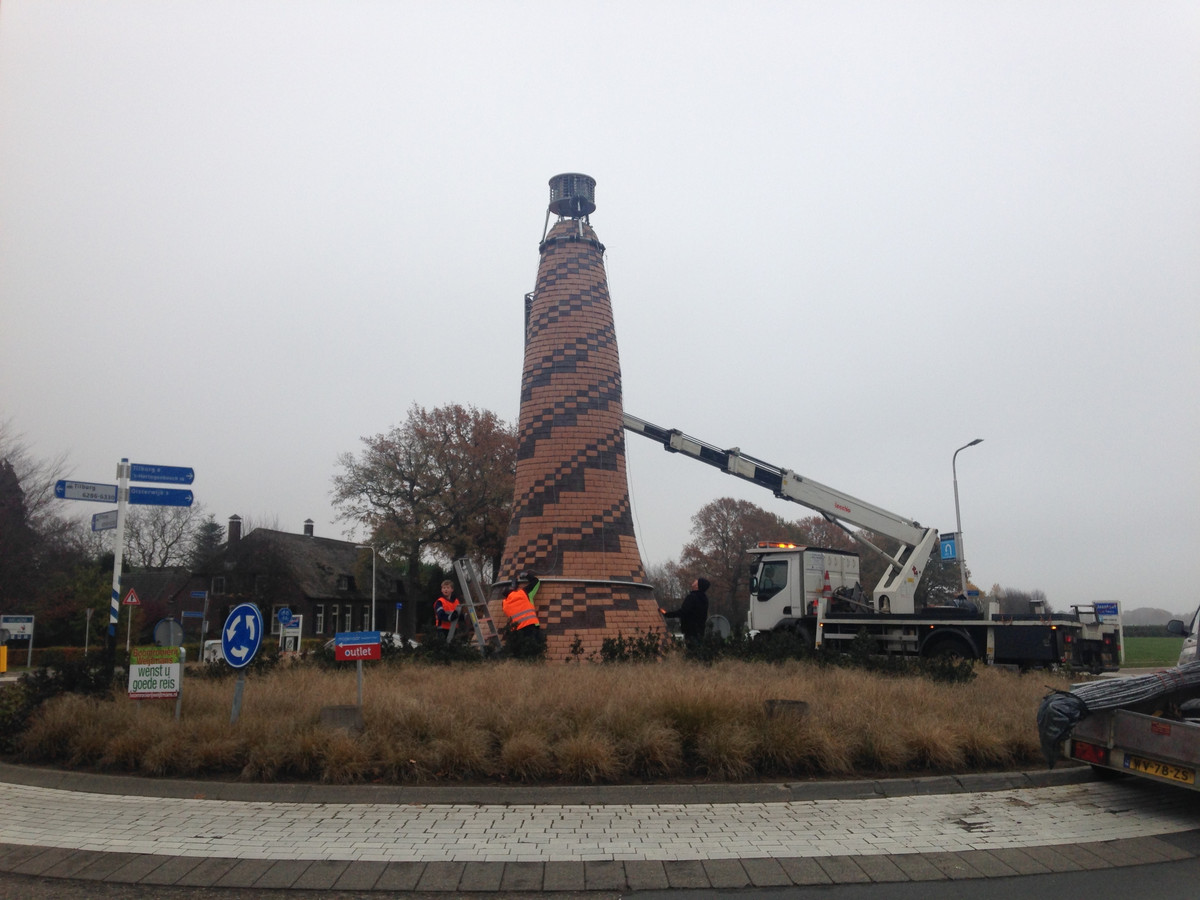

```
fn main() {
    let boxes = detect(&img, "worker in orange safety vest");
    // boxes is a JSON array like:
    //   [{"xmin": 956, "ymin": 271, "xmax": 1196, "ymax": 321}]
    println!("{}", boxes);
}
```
[
  {"xmin": 503, "ymin": 572, "xmax": 545, "ymax": 659},
  {"xmin": 433, "ymin": 580, "xmax": 462, "ymax": 638}
]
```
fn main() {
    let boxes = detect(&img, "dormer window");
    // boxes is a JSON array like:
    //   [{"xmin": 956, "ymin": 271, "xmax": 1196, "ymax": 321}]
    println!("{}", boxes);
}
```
[{"xmin": 337, "ymin": 575, "xmax": 356, "ymax": 591}]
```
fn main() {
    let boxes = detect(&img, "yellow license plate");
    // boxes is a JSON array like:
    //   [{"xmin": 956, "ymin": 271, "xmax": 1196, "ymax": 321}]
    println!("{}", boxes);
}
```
[{"xmin": 1124, "ymin": 754, "xmax": 1196, "ymax": 784}]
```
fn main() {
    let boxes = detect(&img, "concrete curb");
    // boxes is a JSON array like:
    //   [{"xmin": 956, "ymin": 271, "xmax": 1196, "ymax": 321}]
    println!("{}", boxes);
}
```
[{"xmin": 0, "ymin": 760, "xmax": 1096, "ymax": 805}]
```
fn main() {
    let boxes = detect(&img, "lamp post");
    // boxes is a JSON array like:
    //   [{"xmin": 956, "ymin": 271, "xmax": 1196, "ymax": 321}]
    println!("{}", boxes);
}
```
[
  {"xmin": 952, "ymin": 439, "xmax": 984, "ymax": 596},
  {"xmin": 356, "ymin": 545, "xmax": 376, "ymax": 631}
]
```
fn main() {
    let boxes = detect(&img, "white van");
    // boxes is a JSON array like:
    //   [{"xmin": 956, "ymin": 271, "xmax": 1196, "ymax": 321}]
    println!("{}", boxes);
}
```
[{"xmin": 1168, "ymin": 607, "xmax": 1199, "ymax": 666}]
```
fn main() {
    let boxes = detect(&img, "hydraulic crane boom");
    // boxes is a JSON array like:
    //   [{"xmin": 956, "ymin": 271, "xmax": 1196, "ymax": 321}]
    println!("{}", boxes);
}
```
[{"xmin": 622, "ymin": 412, "xmax": 941, "ymax": 614}]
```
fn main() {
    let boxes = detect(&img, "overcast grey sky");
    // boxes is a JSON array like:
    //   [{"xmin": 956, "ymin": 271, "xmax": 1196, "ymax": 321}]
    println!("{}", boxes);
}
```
[{"xmin": 2, "ymin": 2, "xmax": 1196, "ymax": 609}]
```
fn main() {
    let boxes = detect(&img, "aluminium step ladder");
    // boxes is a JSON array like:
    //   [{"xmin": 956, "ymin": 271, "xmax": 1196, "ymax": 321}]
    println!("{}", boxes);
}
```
[{"xmin": 449, "ymin": 558, "xmax": 503, "ymax": 652}]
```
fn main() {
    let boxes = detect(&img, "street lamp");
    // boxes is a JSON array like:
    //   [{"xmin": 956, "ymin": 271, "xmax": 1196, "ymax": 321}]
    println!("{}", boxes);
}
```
[
  {"xmin": 952, "ymin": 439, "xmax": 984, "ymax": 596},
  {"xmin": 356, "ymin": 545, "xmax": 376, "ymax": 631}
]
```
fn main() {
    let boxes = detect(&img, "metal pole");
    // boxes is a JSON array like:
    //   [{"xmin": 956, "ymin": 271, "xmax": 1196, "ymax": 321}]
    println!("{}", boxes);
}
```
[
  {"xmin": 952, "ymin": 439, "xmax": 984, "ymax": 596},
  {"xmin": 108, "ymin": 459, "xmax": 130, "ymax": 655},
  {"xmin": 175, "ymin": 647, "xmax": 185, "ymax": 721}
]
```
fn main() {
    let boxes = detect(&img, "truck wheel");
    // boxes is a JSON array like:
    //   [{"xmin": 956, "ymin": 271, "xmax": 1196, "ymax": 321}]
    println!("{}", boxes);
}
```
[
  {"xmin": 926, "ymin": 637, "xmax": 974, "ymax": 662},
  {"xmin": 794, "ymin": 625, "xmax": 814, "ymax": 650}
]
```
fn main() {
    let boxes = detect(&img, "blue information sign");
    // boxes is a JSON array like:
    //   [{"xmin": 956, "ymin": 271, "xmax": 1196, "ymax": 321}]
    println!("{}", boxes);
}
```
[
  {"xmin": 277, "ymin": 608, "xmax": 293, "ymax": 626},
  {"xmin": 130, "ymin": 464, "xmax": 195, "ymax": 485},
  {"xmin": 221, "ymin": 603, "xmax": 264, "ymax": 669},
  {"xmin": 129, "ymin": 486, "xmax": 194, "ymax": 507},
  {"xmin": 939, "ymin": 534, "xmax": 958, "ymax": 561}
]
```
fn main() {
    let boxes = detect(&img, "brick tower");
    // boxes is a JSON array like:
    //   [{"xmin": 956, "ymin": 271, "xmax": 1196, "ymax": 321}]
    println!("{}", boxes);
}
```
[{"xmin": 495, "ymin": 174, "xmax": 662, "ymax": 660}]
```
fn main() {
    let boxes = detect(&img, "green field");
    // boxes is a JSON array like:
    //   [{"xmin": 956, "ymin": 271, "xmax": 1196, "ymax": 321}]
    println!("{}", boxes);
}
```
[{"xmin": 1122, "ymin": 636, "xmax": 1184, "ymax": 668}]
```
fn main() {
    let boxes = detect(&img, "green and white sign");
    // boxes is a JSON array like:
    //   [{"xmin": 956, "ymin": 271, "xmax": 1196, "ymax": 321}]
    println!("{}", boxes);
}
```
[{"xmin": 128, "ymin": 645, "xmax": 183, "ymax": 699}]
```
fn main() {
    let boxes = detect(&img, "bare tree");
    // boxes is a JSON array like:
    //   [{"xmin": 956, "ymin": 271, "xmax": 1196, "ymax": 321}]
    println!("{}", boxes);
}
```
[
  {"xmin": 642, "ymin": 560, "xmax": 684, "ymax": 606},
  {"xmin": 123, "ymin": 502, "xmax": 209, "ymax": 568}
]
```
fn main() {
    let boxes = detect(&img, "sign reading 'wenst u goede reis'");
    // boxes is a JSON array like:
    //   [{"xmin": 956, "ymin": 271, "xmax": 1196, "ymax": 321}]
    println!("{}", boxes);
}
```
[{"xmin": 334, "ymin": 631, "xmax": 381, "ymax": 661}]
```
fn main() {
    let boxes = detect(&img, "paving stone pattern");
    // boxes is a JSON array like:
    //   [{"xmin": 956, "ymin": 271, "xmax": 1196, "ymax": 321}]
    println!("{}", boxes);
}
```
[{"xmin": 4, "ymin": 775, "xmax": 1200, "ymax": 892}]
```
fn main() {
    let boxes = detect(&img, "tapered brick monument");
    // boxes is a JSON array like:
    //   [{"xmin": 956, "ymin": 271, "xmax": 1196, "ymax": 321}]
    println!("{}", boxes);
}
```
[{"xmin": 494, "ymin": 174, "xmax": 662, "ymax": 660}]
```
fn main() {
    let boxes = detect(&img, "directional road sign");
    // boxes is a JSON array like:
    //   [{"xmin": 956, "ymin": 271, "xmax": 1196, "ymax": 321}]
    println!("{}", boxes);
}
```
[
  {"xmin": 939, "ymin": 534, "xmax": 958, "ymax": 561},
  {"xmin": 180, "ymin": 610, "xmax": 204, "ymax": 619},
  {"xmin": 221, "ymin": 602, "xmax": 264, "ymax": 669},
  {"xmin": 130, "ymin": 464, "xmax": 194, "ymax": 485},
  {"xmin": 334, "ymin": 630, "xmax": 381, "ymax": 661},
  {"xmin": 277, "ymin": 608, "xmax": 293, "ymax": 626},
  {"xmin": 91, "ymin": 509, "xmax": 118, "ymax": 532},
  {"xmin": 55, "ymin": 480, "xmax": 118, "ymax": 503},
  {"xmin": 129, "ymin": 486, "xmax": 194, "ymax": 507}
]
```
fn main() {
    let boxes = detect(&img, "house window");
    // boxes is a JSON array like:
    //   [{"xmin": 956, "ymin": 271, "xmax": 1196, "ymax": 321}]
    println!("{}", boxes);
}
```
[
  {"xmin": 337, "ymin": 575, "xmax": 356, "ymax": 591},
  {"xmin": 329, "ymin": 606, "xmax": 338, "ymax": 635},
  {"xmin": 315, "ymin": 605, "xmax": 325, "ymax": 635},
  {"xmin": 361, "ymin": 606, "xmax": 370, "ymax": 631},
  {"xmin": 212, "ymin": 576, "xmax": 226, "ymax": 595},
  {"xmin": 271, "ymin": 606, "xmax": 284, "ymax": 635},
  {"xmin": 344, "ymin": 607, "xmax": 352, "ymax": 632}
]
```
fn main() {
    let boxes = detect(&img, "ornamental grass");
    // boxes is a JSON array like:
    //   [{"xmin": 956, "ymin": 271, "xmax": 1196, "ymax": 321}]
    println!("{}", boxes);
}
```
[{"xmin": 15, "ymin": 659, "xmax": 1072, "ymax": 785}]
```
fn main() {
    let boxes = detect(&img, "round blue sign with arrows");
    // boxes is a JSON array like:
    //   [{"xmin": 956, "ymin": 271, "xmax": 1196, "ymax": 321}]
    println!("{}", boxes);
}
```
[{"xmin": 221, "ymin": 602, "xmax": 264, "ymax": 669}]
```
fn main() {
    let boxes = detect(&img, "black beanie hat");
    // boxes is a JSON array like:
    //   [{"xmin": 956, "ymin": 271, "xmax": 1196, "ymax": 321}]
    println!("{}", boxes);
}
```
[{"xmin": 697, "ymin": 577, "xmax": 711, "ymax": 593}]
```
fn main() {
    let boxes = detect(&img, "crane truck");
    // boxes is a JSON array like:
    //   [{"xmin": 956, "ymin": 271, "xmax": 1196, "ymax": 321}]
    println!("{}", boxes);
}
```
[{"xmin": 623, "ymin": 413, "xmax": 1121, "ymax": 670}]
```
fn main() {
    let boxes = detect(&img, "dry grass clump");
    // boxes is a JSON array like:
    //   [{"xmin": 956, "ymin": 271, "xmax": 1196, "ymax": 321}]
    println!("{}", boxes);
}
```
[{"xmin": 16, "ymin": 657, "xmax": 1073, "ymax": 784}]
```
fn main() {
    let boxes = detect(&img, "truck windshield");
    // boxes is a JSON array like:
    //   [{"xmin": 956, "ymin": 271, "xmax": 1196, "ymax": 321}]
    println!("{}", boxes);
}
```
[{"xmin": 755, "ymin": 560, "xmax": 787, "ymax": 601}]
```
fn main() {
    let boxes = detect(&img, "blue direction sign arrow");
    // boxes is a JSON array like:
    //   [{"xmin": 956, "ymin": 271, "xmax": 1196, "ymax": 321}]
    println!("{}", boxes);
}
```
[
  {"xmin": 128, "ymin": 486, "xmax": 194, "ymax": 507},
  {"xmin": 130, "ymin": 463, "xmax": 194, "ymax": 485},
  {"xmin": 221, "ymin": 602, "xmax": 264, "ymax": 669},
  {"xmin": 55, "ymin": 480, "xmax": 118, "ymax": 503}
]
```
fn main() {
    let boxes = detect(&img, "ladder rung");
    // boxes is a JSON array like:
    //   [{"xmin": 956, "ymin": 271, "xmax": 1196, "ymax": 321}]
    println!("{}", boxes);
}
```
[{"xmin": 452, "ymin": 558, "xmax": 502, "ymax": 652}]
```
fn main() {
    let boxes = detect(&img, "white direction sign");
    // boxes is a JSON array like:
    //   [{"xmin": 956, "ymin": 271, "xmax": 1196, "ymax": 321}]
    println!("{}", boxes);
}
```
[
  {"xmin": 92, "ymin": 509, "xmax": 119, "ymax": 532},
  {"xmin": 55, "ymin": 480, "xmax": 118, "ymax": 503}
]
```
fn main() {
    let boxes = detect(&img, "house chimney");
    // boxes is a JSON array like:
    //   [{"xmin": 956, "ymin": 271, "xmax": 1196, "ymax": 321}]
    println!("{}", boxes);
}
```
[
  {"xmin": 304, "ymin": 519, "xmax": 314, "ymax": 537},
  {"xmin": 228, "ymin": 515, "xmax": 242, "ymax": 544}
]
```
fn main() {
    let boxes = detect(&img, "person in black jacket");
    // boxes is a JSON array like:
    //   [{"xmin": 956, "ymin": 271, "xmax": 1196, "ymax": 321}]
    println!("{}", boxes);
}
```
[{"xmin": 662, "ymin": 577, "xmax": 710, "ymax": 644}]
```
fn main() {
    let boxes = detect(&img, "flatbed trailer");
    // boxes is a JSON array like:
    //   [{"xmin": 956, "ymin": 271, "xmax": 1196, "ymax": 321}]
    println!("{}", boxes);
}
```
[{"xmin": 1065, "ymin": 706, "xmax": 1200, "ymax": 789}]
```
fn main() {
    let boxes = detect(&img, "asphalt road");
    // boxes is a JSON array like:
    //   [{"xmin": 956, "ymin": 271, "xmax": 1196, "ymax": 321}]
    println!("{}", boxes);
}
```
[{"xmin": 4, "ymin": 858, "xmax": 1200, "ymax": 900}]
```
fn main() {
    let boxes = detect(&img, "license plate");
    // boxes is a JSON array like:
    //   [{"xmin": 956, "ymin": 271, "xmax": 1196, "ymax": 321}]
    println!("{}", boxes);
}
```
[{"xmin": 1124, "ymin": 754, "xmax": 1196, "ymax": 784}]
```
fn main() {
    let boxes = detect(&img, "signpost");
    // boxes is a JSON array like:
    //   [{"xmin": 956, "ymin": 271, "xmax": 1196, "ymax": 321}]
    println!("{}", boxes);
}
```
[
  {"xmin": 0, "ymin": 615, "xmax": 34, "ymax": 667},
  {"xmin": 280, "ymin": 616, "xmax": 303, "ymax": 653},
  {"xmin": 123, "ymin": 589, "xmax": 141, "ymax": 652},
  {"xmin": 222, "ymin": 603, "xmax": 264, "ymax": 725},
  {"xmin": 128, "ymin": 645, "xmax": 186, "ymax": 720},
  {"xmin": 334, "ymin": 631, "xmax": 381, "ymax": 707},
  {"xmin": 192, "ymin": 590, "xmax": 210, "ymax": 639},
  {"xmin": 55, "ymin": 459, "xmax": 196, "ymax": 662}
]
